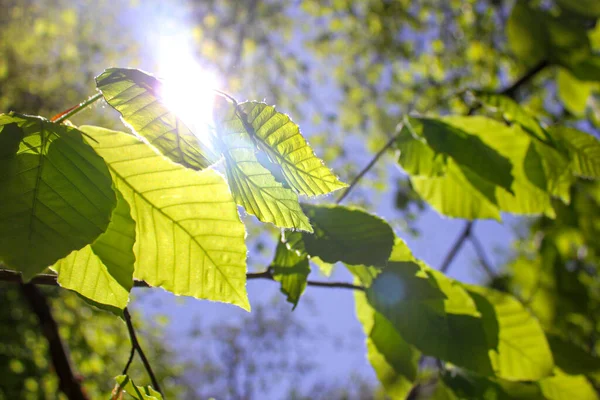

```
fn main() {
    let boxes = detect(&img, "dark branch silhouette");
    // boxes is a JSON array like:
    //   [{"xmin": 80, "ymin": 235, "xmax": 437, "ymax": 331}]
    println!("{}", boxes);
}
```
[{"xmin": 19, "ymin": 283, "xmax": 89, "ymax": 400}]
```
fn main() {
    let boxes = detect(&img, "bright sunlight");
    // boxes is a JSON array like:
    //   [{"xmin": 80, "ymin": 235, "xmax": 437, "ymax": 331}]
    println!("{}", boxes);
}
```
[{"xmin": 157, "ymin": 34, "xmax": 220, "ymax": 151}]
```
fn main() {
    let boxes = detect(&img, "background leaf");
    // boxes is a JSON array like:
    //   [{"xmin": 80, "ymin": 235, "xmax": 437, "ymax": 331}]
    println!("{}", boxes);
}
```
[
  {"xmin": 0, "ymin": 114, "xmax": 116, "ymax": 279},
  {"xmin": 80, "ymin": 126, "xmax": 250, "ymax": 310},
  {"xmin": 113, "ymin": 375, "xmax": 163, "ymax": 400}
]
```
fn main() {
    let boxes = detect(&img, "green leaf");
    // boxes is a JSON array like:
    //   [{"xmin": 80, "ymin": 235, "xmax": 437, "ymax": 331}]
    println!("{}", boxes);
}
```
[
  {"xmin": 213, "ymin": 96, "xmax": 312, "ymax": 232},
  {"xmin": 404, "ymin": 117, "xmax": 514, "ymax": 193},
  {"xmin": 410, "ymin": 161, "xmax": 502, "ymax": 220},
  {"xmin": 474, "ymin": 92, "xmax": 550, "ymax": 143},
  {"xmin": 300, "ymin": 204, "xmax": 395, "ymax": 266},
  {"xmin": 54, "ymin": 188, "xmax": 135, "ymax": 314},
  {"xmin": 397, "ymin": 129, "xmax": 447, "ymax": 177},
  {"xmin": 309, "ymin": 256, "xmax": 335, "ymax": 277},
  {"xmin": 549, "ymin": 126, "xmax": 600, "ymax": 179},
  {"xmin": 96, "ymin": 68, "xmax": 217, "ymax": 170},
  {"xmin": 239, "ymin": 101, "xmax": 347, "ymax": 196},
  {"xmin": 556, "ymin": 0, "xmax": 600, "ymax": 18},
  {"xmin": 366, "ymin": 262, "xmax": 497, "ymax": 375},
  {"xmin": 464, "ymin": 285, "xmax": 555, "ymax": 381},
  {"xmin": 271, "ymin": 233, "xmax": 310, "ymax": 309},
  {"xmin": 440, "ymin": 371, "xmax": 542, "ymax": 400},
  {"xmin": 507, "ymin": 1, "xmax": 549, "ymax": 67},
  {"xmin": 507, "ymin": 2, "xmax": 593, "ymax": 72},
  {"xmin": 557, "ymin": 69, "xmax": 593, "ymax": 116},
  {"xmin": 80, "ymin": 126, "xmax": 250, "ymax": 310},
  {"xmin": 539, "ymin": 372, "xmax": 599, "ymax": 400},
  {"xmin": 0, "ymin": 114, "xmax": 116, "ymax": 279},
  {"xmin": 113, "ymin": 375, "xmax": 163, "ymax": 400},
  {"xmin": 355, "ymin": 289, "xmax": 419, "ymax": 399}
]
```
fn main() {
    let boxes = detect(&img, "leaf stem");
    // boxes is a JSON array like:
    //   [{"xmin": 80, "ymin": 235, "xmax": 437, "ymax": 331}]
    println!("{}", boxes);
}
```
[
  {"xmin": 53, "ymin": 92, "xmax": 103, "ymax": 124},
  {"xmin": 123, "ymin": 308, "xmax": 164, "ymax": 397}
]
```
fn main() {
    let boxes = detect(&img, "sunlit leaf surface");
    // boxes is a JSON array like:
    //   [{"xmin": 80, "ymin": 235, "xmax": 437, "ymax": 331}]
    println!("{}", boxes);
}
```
[
  {"xmin": 214, "ymin": 96, "xmax": 312, "ymax": 231},
  {"xmin": 96, "ymin": 68, "xmax": 217, "ymax": 170},
  {"xmin": 80, "ymin": 125, "xmax": 249, "ymax": 310},
  {"xmin": 270, "ymin": 232, "xmax": 310, "ymax": 309}
]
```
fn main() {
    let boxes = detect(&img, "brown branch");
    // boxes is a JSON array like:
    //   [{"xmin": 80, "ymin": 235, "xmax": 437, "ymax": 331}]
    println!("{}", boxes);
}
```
[
  {"xmin": 123, "ymin": 308, "xmax": 163, "ymax": 396},
  {"xmin": 0, "ymin": 268, "xmax": 364, "ymax": 291},
  {"xmin": 19, "ymin": 283, "xmax": 89, "ymax": 400},
  {"xmin": 439, "ymin": 222, "xmax": 474, "ymax": 273},
  {"xmin": 500, "ymin": 60, "xmax": 549, "ymax": 98}
]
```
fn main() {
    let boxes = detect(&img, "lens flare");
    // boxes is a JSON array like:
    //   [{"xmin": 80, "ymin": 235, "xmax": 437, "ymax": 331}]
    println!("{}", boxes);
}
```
[{"xmin": 157, "ymin": 35, "xmax": 220, "ymax": 151}]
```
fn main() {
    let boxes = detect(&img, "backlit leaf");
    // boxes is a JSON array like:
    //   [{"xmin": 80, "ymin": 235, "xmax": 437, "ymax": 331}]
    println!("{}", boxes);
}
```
[
  {"xmin": 557, "ymin": 69, "xmax": 592, "ymax": 116},
  {"xmin": 54, "ymin": 188, "xmax": 135, "ymax": 314},
  {"xmin": 550, "ymin": 126, "xmax": 600, "ymax": 179},
  {"xmin": 239, "ymin": 101, "xmax": 347, "ymax": 196},
  {"xmin": 213, "ymin": 96, "xmax": 312, "ymax": 232},
  {"xmin": 464, "ymin": 285, "xmax": 555, "ymax": 381},
  {"xmin": 80, "ymin": 126, "xmax": 249, "ymax": 310},
  {"xmin": 96, "ymin": 68, "xmax": 217, "ymax": 170},
  {"xmin": 539, "ymin": 372, "xmax": 599, "ymax": 400},
  {"xmin": 0, "ymin": 114, "xmax": 116, "ymax": 279},
  {"xmin": 113, "ymin": 375, "xmax": 163, "ymax": 400}
]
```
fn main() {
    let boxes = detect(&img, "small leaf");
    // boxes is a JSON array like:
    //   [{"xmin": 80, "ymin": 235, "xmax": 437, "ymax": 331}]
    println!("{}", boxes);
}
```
[
  {"xmin": 213, "ymin": 96, "xmax": 312, "ymax": 232},
  {"xmin": 0, "ymin": 114, "xmax": 116, "ymax": 279},
  {"xmin": 300, "ymin": 204, "xmax": 395, "ymax": 266},
  {"xmin": 113, "ymin": 375, "xmax": 163, "ymax": 400},
  {"xmin": 549, "ymin": 126, "xmax": 600, "ymax": 179},
  {"xmin": 271, "ymin": 233, "xmax": 310, "ymax": 309},
  {"xmin": 557, "ymin": 69, "xmax": 592, "ymax": 116},
  {"xmin": 96, "ymin": 68, "xmax": 217, "ymax": 170},
  {"xmin": 80, "ymin": 126, "xmax": 250, "ymax": 310},
  {"xmin": 239, "ymin": 101, "xmax": 347, "ymax": 196},
  {"xmin": 54, "ymin": 188, "xmax": 135, "ymax": 314},
  {"xmin": 556, "ymin": 0, "xmax": 600, "ymax": 18}
]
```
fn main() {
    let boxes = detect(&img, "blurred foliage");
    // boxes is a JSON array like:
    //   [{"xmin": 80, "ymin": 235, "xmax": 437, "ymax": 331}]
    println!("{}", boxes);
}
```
[{"xmin": 0, "ymin": 285, "xmax": 187, "ymax": 399}]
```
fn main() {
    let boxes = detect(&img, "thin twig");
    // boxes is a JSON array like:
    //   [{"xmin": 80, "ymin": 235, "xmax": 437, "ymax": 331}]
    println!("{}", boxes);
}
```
[
  {"xmin": 123, "ymin": 308, "xmax": 163, "ymax": 396},
  {"xmin": 20, "ymin": 283, "xmax": 89, "ymax": 400},
  {"xmin": 122, "ymin": 346, "xmax": 136, "ymax": 375},
  {"xmin": 0, "ymin": 268, "xmax": 364, "ymax": 291},
  {"xmin": 336, "ymin": 122, "xmax": 405, "ymax": 204},
  {"xmin": 468, "ymin": 235, "xmax": 496, "ymax": 279},
  {"xmin": 439, "ymin": 222, "xmax": 473, "ymax": 273},
  {"xmin": 53, "ymin": 92, "xmax": 103, "ymax": 124},
  {"xmin": 500, "ymin": 60, "xmax": 549, "ymax": 98}
]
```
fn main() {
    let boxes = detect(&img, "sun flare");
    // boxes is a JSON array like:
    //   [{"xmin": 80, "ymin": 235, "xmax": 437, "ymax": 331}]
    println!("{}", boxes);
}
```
[{"xmin": 157, "ymin": 35, "xmax": 220, "ymax": 151}]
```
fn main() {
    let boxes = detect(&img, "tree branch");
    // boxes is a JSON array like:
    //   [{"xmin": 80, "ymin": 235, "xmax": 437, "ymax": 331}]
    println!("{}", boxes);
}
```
[
  {"xmin": 439, "ymin": 222, "xmax": 473, "ymax": 273},
  {"xmin": 336, "ymin": 122, "xmax": 404, "ymax": 204},
  {"xmin": 468, "ymin": 234, "xmax": 496, "ymax": 279},
  {"xmin": 123, "ymin": 308, "xmax": 163, "ymax": 396},
  {"xmin": 19, "ymin": 283, "xmax": 89, "ymax": 400},
  {"xmin": 0, "ymin": 268, "xmax": 365, "ymax": 292}
]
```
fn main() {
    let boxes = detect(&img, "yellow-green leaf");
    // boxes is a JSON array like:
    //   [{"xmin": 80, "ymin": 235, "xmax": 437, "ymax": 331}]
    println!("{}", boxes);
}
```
[
  {"xmin": 96, "ymin": 68, "xmax": 217, "ymax": 170},
  {"xmin": 214, "ymin": 97, "xmax": 312, "ymax": 231},
  {"xmin": 80, "ymin": 125, "xmax": 249, "ymax": 310},
  {"xmin": 239, "ymin": 101, "xmax": 347, "ymax": 196}
]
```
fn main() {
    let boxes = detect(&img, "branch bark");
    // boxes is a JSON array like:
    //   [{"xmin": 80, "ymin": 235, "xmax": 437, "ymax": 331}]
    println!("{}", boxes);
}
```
[{"xmin": 19, "ymin": 283, "xmax": 89, "ymax": 400}]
